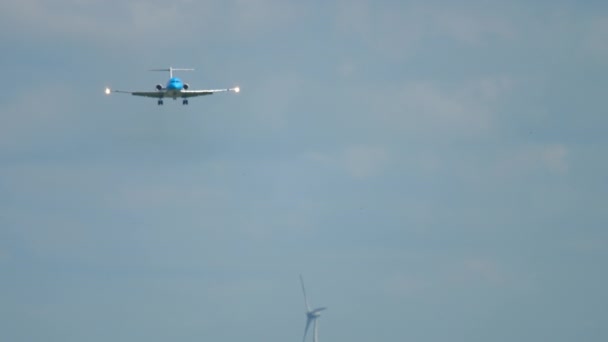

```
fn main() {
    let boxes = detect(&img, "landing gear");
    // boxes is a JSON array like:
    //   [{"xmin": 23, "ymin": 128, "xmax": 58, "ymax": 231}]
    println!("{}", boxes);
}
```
[
  {"xmin": 182, "ymin": 99, "xmax": 189, "ymax": 105},
  {"xmin": 157, "ymin": 99, "xmax": 164, "ymax": 106}
]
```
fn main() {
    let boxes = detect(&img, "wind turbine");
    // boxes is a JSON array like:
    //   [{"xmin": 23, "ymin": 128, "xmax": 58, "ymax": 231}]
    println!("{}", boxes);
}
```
[{"xmin": 300, "ymin": 275, "xmax": 326, "ymax": 342}]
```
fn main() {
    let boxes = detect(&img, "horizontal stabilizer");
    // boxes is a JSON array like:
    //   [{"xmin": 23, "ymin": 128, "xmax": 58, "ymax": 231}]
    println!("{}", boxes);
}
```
[{"xmin": 149, "ymin": 67, "xmax": 194, "ymax": 78}]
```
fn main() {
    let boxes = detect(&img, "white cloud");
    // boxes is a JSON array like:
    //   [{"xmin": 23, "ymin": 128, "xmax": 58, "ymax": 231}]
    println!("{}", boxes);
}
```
[
  {"xmin": 0, "ymin": 0, "xmax": 307, "ymax": 46},
  {"xmin": 369, "ymin": 77, "xmax": 514, "ymax": 140},
  {"xmin": 492, "ymin": 143, "xmax": 570, "ymax": 179},
  {"xmin": 583, "ymin": 16, "xmax": 608, "ymax": 57},
  {"xmin": 334, "ymin": 2, "xmax": 517, "ymax": 59},
  {"xmin": 455, "ymin": 258, "xmax": 509, "ymax": 286},
  {"xmin": 0, "ymin": 83, "xmax": 85, "ymax": 152},
  {"xmin": 0, "ymin": 248, "xmax": 9, "ymax": 264},
  {"xmin": 397, "ymin": 81, "xmax": 493, "ymax": 134},
  {"xmin": 343, "ymin": 145, "xmax": 390, "ymax": 179},
  {"xmin": 432, "ymin": 6, "xmax": 516, "ymax": 45},
  {"xmin": 540, "ymin": 144, "xmax": 569, "ymax": 174},
  {"xmin": 568, "ymin": 238, "xmax": 608, "ymax": 254},
  {"xmin": 383, "ymin": 256, "xmax": 521, "ymax": 300},
  {"xmin": 244, "ymin": 73, "xmax": 303, "ymax": 131},
  {"xmin": 337, "ymin": 61, "xmax": 356, "ymax": 78},
  {"xmin": 305, "ymin": 145, "xmax": 390, "ymax": 179},
  {"xmin": 383, "ymin": 273, "xmax": 430, "ymax": 297}
]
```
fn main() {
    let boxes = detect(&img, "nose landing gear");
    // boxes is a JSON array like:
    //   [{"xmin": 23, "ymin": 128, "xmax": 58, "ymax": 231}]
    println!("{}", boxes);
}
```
[
  {"xmin": 157, "ymin": 99, "xmax": 164, "ymax": 106},
  {"xmin": 182, "ymin": 99, "xmax": 189, "ymax": 105}
]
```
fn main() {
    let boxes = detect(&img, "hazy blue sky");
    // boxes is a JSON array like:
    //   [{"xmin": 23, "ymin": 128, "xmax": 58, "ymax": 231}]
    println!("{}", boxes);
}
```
[{"xmin": 1, "ymin": 1, "xmax": 607, "ymax": 341}]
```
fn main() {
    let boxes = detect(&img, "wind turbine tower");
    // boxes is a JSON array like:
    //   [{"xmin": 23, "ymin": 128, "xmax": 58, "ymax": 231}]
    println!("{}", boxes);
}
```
[{"xmin": 300, "ymin": 275, "xmax": 327, "ymax": 342}]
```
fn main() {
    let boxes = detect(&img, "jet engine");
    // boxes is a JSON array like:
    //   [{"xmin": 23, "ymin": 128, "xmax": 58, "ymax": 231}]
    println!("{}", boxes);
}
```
[
  {"xmin": 183, "ymin": 83, "xmax": 189, "ymax": 90},
  {"xmin": 155, "ymin": 84, "xmax": 163, "ymax": 91}
]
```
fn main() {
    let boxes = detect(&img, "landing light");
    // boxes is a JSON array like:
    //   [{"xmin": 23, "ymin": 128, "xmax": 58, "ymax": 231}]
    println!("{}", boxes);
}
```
[
  {"xmin": 234, "ymin": 87, "xmax": 240, "ymax": 93},
  {"xmin": 105, "ymin": 87, "xmax": 111, "ymax": 95}
]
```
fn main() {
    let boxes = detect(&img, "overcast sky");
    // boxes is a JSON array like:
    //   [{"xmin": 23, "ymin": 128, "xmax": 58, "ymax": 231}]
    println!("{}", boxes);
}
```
[{"xmin": 1, "ymin": 1, "xmax": 607, "ymax": 341}]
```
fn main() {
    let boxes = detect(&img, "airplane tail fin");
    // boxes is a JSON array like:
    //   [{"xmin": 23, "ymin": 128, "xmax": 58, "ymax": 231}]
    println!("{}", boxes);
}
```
[{"xmin": 149, "ymin": 67, "xmax": 194, "ymax": 78}]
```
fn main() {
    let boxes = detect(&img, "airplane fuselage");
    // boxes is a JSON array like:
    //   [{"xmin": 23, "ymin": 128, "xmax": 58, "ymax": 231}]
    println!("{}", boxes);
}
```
[
  {"xmin": 162, "ymin": 77, "xmax": 185, "ymax": 99},
  {"xmin": 167, "ymin": 77, "xmax": 184, "ymax": 90}
]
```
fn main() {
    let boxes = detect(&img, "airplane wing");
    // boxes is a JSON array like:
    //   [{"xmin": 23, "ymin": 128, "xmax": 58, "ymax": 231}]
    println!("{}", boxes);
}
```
[
  {"xmin": 107, "ymin": 87, "xmax": 239, "ymax": 99},
  {"xmin": 181, "ymin": 87, "xmax": 240, "ymax": 98},
  {"xmin": 113, "ymin": 90, "xmax": 164, "ymax": 98}
]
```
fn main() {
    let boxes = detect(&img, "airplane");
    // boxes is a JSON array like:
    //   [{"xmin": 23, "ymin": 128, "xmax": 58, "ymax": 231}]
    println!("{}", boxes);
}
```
[{"xmin": 104, "ymin": 67, "xmax": 240, "ymax": 105}]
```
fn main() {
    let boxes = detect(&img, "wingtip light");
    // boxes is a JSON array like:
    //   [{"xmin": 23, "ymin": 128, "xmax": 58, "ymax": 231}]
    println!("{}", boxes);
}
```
[
  {"xmin": 105, "ymin": 87, "xmax": 111, "ymax": 95},
  {"xmin": 234, "ymin": 86, "xmax": 240, "ymax": 93}
]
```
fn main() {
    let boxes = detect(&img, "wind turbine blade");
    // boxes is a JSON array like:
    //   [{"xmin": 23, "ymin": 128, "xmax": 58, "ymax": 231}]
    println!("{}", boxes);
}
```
[
  {"xmin": 313, "ymin": 317, "xmax": 319, "ymax": 342},
  {"xmin": 300, "ymin": 275, "xmax": 311, "ymax": 312},
  {"xmin": 303, "ymin": 317, "xmax": 312, "ymax": 342},
  {"xmin": 312, "ymin": 307, "xmax": 327, "ymax": 314}
]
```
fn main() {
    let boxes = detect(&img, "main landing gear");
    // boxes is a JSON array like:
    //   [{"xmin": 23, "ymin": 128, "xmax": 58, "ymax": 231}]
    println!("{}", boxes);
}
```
[
  {"xmin": 157, "ymin": 99, "xmax": 164, "ymax": 106},
  {"xmin": 182, "ymin": 99, "xmax": 189, "ymax": 105}
]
